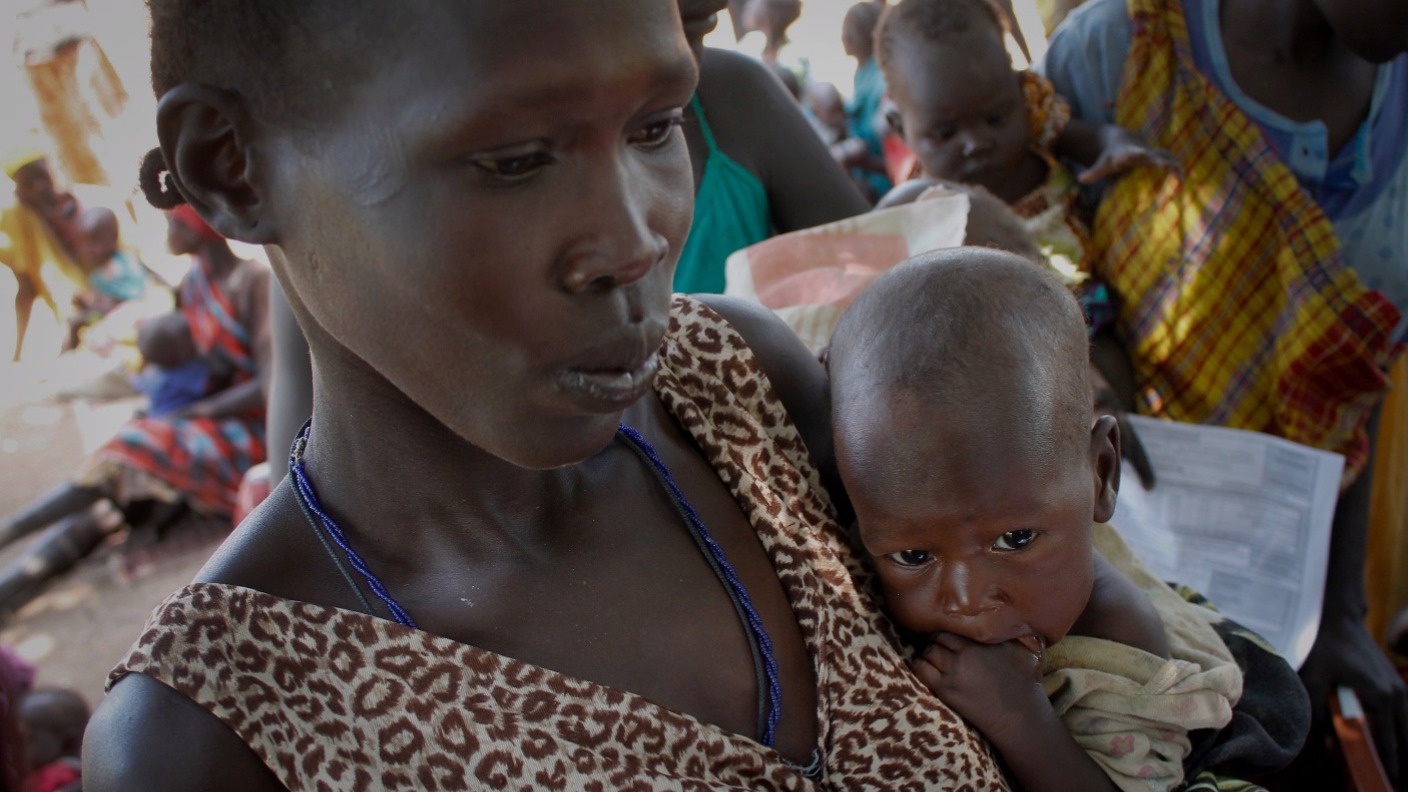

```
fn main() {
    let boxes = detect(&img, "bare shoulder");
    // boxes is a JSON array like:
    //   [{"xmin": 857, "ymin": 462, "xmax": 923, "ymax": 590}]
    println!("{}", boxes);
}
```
[
  {"xmin": 1075, "ymin": 552, "xmax": 1171, "ymax": 658},
  {"xmin": 84, "ymin": 672, "xmax": 284, "ymax": 791}
]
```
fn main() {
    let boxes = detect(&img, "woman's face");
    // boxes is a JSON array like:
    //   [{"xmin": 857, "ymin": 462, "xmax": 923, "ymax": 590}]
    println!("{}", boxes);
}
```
[{"xmin": 265, "ymin": 0, "xmax": 698, "ymax": 469}]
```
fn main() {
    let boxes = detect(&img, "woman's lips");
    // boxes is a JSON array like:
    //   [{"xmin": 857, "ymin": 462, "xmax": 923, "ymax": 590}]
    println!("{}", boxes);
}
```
[{"xmin": 557, "ymin": 351, "xmax": 661, "ymax": 411}]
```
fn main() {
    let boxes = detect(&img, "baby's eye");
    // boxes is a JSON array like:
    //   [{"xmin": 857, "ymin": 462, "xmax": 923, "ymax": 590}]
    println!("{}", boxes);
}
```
[
  {"xmin": 935, "ymin": 128, "xmax": 957, "ymax": 142},
  {"xmin": 470, "ymin": 147, "xmax": 555, "ymax": 183},
  {"xmin": 986, "ymin": 113, "xmax": 1007, "ymax": 127},
  {"xmin": 628, "ymin": 112, "xmax": 685, "ymax": 149},
  {"xmin": 992, "ymin": 529, "xmax": 1039, "ymax": 552},
  {"xmin": 887, "ymin": 549, "xmax": 933, "ymax": 566}
]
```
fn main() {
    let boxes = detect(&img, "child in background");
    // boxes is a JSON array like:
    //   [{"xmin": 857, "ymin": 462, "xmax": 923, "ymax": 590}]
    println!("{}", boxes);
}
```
[
  {"xmin": 841, "ymin": 1, "xmax": 892, "ymax": 198},
  {"xmin": 17, "ymin": 688, "xmax": 87, "ymax": 792},
  {"xmin": 876, "ymin": 0, "xmax": 1173, "ymax": 271},
  {"xmin": 66, "ymin": 206, "xmax": 146, "ymax": 349},
  {"xmin": 802, "ymin": 82, "xmax": 887, "ymax": 204},
  {"xmin": 828, "ymin": 247, "xmax": 1248, "ymax": 792},
  {"xmin": 131, "ymin": 311, "xmax": 214, "ymax": 419}
]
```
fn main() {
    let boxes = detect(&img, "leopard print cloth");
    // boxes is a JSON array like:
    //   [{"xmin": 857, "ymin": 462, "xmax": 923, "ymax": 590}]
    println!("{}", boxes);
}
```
[{"xmin": 110, "ymin": 297, "xmax": 1010, "ymax": 791}]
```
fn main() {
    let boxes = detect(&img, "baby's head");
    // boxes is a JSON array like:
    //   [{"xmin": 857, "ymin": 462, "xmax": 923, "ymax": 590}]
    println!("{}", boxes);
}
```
[
  {"xmin": 829, "ymin": 248, "xmax": 1119, "ymax": 650},
  {"xmin": 803, "ymin": 82, "xmax": 849, "ymax": 140},
  {"xmin": 138, "ymin": 311, "xmax": 198, "ymax": 369},
  {"xmin": 18, "ymin": 688, "xmax": 88, "ymax": 769},
  {"xmin": 76, "ymin": 206, "xmax": 120, "ymax": 272},
  {"xmin": 876, "ymin": 0, "xmax": 1029, "ymax": 192}
]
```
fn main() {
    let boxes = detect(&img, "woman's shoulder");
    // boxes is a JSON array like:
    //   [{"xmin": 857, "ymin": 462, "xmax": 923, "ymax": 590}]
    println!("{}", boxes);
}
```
[
  {"xmin": 83, "ymin": 672, "xmax": 284, "ymax": 791},
  {"xmin": 670, "ymin": 295, "xmax": 845, "ymax": 514}
]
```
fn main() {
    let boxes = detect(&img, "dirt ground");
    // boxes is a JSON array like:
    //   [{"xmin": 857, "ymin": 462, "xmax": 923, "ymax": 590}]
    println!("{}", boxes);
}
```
[{"xmin": 0, "ymin": 363, "xmax": 219, "ymax": 709}]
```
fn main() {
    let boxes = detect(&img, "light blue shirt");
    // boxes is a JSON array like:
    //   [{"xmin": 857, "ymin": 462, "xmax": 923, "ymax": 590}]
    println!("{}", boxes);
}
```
[{"xmin": 1039, "ymin": 0, "xmax": 1408, "ymax": 339}]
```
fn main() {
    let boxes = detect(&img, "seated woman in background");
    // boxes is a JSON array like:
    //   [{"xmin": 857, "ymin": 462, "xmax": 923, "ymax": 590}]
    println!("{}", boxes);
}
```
[{"xmin": 0, "ymin": 205, "xmax": 268, "ymax": 618}]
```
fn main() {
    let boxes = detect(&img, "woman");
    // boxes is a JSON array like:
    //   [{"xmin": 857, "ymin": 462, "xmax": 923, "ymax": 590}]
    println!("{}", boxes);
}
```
[
  {"xmin": 0, "ymin": 206, "xmax": 268, "ymax": 616},
  {"xmin": 81, "ymin": 1, "xmax": 1006, "ymax": 788},
  {"xmin": 1041, "ymin": 0, "xmax": 1408, "ymax": 781}
]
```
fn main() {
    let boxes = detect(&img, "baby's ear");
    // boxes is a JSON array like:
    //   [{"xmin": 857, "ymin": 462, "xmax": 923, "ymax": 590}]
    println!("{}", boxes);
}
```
[
  {"xmin": 155, "ymin": 83, "xmax": 277, "ymax": 245},
  {"xmin": 1090, "ymin": 415, "xmax": 1120, "ymax": 523}
]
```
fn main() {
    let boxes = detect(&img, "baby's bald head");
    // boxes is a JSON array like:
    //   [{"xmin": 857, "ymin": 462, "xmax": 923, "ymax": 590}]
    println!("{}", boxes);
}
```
[{"xmin": 830, "ymin": 247, "xmax": 1091, "ymax": 466}]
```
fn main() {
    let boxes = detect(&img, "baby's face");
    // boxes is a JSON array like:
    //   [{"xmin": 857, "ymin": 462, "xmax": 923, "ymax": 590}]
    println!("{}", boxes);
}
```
[
  {"xmin": 887, "ymin": 31, "xmax": 1031, "ymax": 195},
  {"xmin": 838, "ymin": 396, "xmax": 1101, "ymax": 649}
]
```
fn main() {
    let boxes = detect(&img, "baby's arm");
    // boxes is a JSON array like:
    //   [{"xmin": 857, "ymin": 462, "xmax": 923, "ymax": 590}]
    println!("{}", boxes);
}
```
[
  {"xmin": 1053, "ymin": 118, "xmax": 1178, "ymax": 185},
  {"xmin": 912, "ymin": 635, "xmax": 1122, "ymax": 792}
]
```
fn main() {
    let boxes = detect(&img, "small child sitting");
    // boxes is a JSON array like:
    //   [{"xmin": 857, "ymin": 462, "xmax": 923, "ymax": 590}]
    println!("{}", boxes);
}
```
[
  {"xmin": 67, "ymin": 206, "xmax": 146, "ymax": 345},
  {"xmin": 17, "ymin": 687, "xmax": 87, "ymax": 792},
  {"xmin": 827, "ymin": 247, "xmax": 1243, "ymax": 792},
  {"xmin": 875, "ymin": 0, "xmax": 1174, "ymax": 272},
  {"xmin": 132, "ymin": 311, "xmax": 211, "ymax": 419}
]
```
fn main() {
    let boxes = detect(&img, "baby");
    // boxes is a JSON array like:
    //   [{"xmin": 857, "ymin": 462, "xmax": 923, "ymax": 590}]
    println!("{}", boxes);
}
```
[
  {"xmin": 875, "ymin": 0, "xmax": 1173, "ymax": 272},
  {"xmin": 132, "ymin": 311, "xmax": 212, "ymax": 418},
  {"xmin": 828, "ymin": 247, "xmax": 1242, "ymax": 792},
  {"xmin": 67, "ymin": 206, "xmax": 147, "ymax": 347},
  {"xmin": 17, "ymin": 687, "xmax": 87, "ymax": 792}
]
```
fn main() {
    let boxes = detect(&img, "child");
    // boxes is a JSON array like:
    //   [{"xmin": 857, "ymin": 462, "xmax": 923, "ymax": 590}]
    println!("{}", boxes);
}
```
[
  {"xmin": 828, "ymin": 247, "xmax": 1245, "ymax": 792},
  {"xmin": 131, "ymin": 311, "xmax": 213, "ymax": 419},
  {"xmin": 802, "ymin": 81, "xmax": 886, "ymax": 203},
  {"xmin": 66, "ymin": 206, "xmax": 147, "ymax": 348},
  {"xmin": 876, "ymin": 0, "xmax": 1174, "ymax": 271},
  {"xmin": 17, "ymin": 688, "xmax": 87, "ymax": 792}
]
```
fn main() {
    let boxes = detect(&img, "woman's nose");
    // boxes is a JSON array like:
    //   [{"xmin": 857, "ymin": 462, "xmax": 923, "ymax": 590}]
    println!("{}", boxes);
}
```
[{"xmin": 560, "ymin": 158, "xmax": 669, "ymax": 294}]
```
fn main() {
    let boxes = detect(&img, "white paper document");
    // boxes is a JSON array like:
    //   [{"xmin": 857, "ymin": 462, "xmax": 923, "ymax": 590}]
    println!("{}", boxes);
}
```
[{"xmin": 1110, "ymin": 416, "xmax": 1344, "ymax": 668}]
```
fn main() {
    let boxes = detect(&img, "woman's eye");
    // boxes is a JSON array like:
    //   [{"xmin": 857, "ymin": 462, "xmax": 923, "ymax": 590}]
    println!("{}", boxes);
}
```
[
  {"xmin": 471, "ymin": 149, "xmax": 554, "ymax": 182},
  {"xmin": 887, "ymin": 549, "xmax": 933, "ymax": 566},
  {"xmin": 629, "ymin": 113, "xmax": 685, "ymax": 149},
  {"xmin": 993, "ymin": 529, "xmax": 1039, "ymax": 551},
  {"xmin": 936, "ymin": 128, "xmax": 956, "ymax": 142}
]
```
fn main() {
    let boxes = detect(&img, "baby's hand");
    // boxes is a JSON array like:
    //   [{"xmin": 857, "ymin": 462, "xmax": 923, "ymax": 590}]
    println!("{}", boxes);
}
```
[
  {"xmin": 911, "ymin": 633, "xmax": 1048, "ymax": 743},
  {"xmin": 1079, "ymin": 125, "xmax": 1179, "ymax": 185}
]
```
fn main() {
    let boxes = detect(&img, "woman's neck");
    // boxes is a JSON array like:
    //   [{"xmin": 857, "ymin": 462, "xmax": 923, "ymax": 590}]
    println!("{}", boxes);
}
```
[
  {"xmin": 299, "ymin": 342, "xmax": 596, "ymax": 567},
  {"xmin": 198, "ymin": 242, "xmax": 240, "ymax": 280}
]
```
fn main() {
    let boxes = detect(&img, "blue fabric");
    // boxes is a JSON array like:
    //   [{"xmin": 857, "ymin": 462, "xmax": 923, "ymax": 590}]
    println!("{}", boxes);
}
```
[
  {"xmin": 131, "ymin": 359, "xmax": 210, "ymax": 418},
  {"xmin": 848, "ymin": 58, "xmax": 892, "ymax": 197},
  {"xmin": 673, "ymin": 96, "xmax": 772, "ymax": 295},
  {"xmin": 1039, "ymin": 0, "xmax": 1408, "ymax": 339},
  {"xmin": 87, "ymin": 250, "xmax": 146, "ymax": 302}
]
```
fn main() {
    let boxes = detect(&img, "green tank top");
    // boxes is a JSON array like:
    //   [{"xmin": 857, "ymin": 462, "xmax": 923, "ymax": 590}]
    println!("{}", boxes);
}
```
[{"xmin": 673, "ymin": 97, "xmax": 772, "ymax": 294}]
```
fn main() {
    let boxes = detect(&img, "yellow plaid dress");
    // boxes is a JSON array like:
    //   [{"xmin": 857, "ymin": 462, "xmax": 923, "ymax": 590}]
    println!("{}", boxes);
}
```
[{"xmin": 1091, "ymin": 0, "xmax": 1402, "ymax": 483}]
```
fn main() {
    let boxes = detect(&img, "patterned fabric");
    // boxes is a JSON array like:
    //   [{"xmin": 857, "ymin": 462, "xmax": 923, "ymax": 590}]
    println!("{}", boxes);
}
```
[
  {"xmin": 1021, "ymin": 70, "xmax": 1070, "ymax": 150},
  {"xmin": 74, "ymin": 256, "xmax": 266, "ymax": 516},
  {"xmin": 1090, "ymin": 0, "xmax": 1402, "ymax": 483},
  {"xmin": 109, "ymin": 297, "xmax": 1010, "ymax": 790},
  {"xmin": 1043, "ymin": 524, "xmax": 1242, "ymax": 792}
]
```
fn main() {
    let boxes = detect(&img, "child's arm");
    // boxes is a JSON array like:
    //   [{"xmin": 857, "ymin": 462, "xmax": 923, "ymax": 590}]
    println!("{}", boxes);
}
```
[
  {"xmin": 1054, "ymin": 118, "xmax": 1178, "ymax": 185},
  {"xmin": 912, "ymin": 635, "xmax": 1122, "ymax": 792}
]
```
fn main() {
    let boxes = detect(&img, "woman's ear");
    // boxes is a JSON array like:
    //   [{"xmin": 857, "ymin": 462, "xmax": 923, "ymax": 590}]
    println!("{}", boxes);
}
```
[
  {"xmin": 155, "ymin": 84, "xmax": 277, "ymax": 245},
  {"xmin": 1090, "ymin": 414, "xmax": 1120, "ymax": 523}
]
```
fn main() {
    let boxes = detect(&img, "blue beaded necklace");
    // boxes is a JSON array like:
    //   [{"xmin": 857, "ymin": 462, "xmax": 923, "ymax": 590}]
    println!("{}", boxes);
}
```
[{"xmin": 287, "ymin": 421, "xmax": 784, "ymax": 748}]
